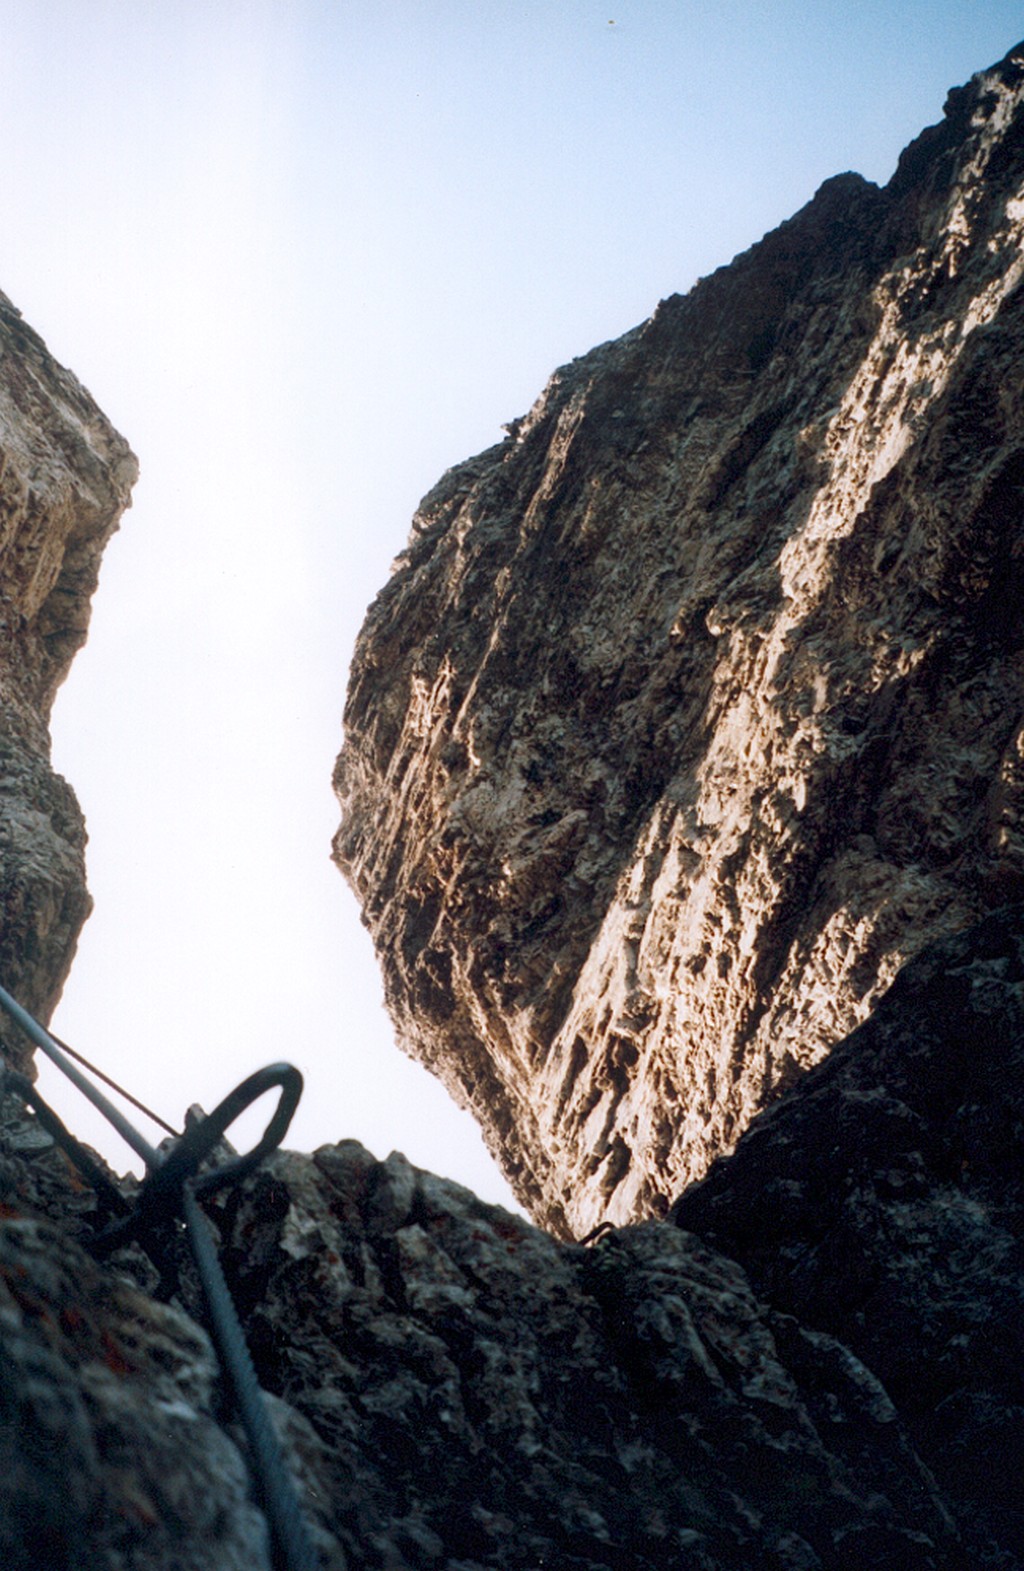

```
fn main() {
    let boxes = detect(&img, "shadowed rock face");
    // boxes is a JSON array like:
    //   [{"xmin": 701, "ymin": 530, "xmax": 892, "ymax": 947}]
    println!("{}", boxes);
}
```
[
  {"xmin": 8, "ymin": 44, "xmax": 1024, "ymax": 1571},
  {"xmin": 335, "ymin": 42, "xmax": 1024, "ymax": 1237},
  {"xmin": 9, "ymin": 908, "xmax": 1019, "ymax": 1569},
  {"xmin": 0, "ymin": 292, "xmax": 136, "ymax": 1061},
  {"xmin": 672, "ymin": 904, "xmax": 1024, "ymax": 1568}
]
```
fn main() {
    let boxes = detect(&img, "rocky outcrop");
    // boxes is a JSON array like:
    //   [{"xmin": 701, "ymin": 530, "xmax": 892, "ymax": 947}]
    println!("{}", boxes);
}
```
[
  {"xmin": 672, "ymin": 904, "xmax": 1024, "ymax": 1568},
  {"xmin": 195, "ymin": 1140, "xmax": 963, "ymax": 1571},
  {"xmin": 335, "ymin": 42, "xmax": 1024, "ymax": 1237},
  {"xmin": 7, "ymin": 43, "xmax": 1024, "ymax": 1571},
  {"xmin": 0, "ymin": 1198, "xmax": 275, "ymax": 1571},
  {"xmin": 6, "ymin": 909, "xmax": 1024, "ymax": 1568},
  {"xmin": 0, "ymin": 291, "xmax": 136, "ymax": 1058},
  {"xmin": 0, "ymin": 1092, "xmax": 967, "ymax": 1570}
]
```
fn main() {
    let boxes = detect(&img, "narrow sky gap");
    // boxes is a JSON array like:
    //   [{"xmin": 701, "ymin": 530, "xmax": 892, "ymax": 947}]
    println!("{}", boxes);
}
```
[{"xmin": 1, "ymin": 2, "xmax": 1018, "ymax": 1207}]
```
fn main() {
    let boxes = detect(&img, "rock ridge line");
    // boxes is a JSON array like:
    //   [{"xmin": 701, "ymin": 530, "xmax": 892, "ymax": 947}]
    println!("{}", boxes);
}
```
[{"xmin": 336, "ymin": 40, "xmax": 1024, "ymax": 1238}]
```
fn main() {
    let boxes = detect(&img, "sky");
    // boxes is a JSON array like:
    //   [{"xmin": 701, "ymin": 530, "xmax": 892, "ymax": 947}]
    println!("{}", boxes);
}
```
[{"xmin": 0, "ymin": 1, "xmax": 1020, "ymax": 1208}]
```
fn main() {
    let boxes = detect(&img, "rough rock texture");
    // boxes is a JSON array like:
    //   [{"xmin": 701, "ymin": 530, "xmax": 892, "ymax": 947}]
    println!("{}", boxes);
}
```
[
  {"xmin": 336, "ymin": 41, "xmax": 1024, "ymax": 1237},
  {"xmin": 8, "ymin": 905, "xmax": 1024, "ymax": 1567},
  {"xmin": 201, "ymin": 1141, "xmax": 962, "ymax": 1571},
  {"xmin": 9, "ymin": 46, "xmax": 1024, "ymax": 1571},
  {"xmin": 0, "ymin": 1108, "xmax": 966, "ymax": 1571},
  {"xmin": 0, "ymin": 291, "xmax": 136, "ymax": 1058},
  {"xmin": 0, "ymin": 1203, "xmax": 272, "ymax": 1571},
  {"xmin": 672, "ymin": 904, "xmax": 1024, "ymax": 1568}
]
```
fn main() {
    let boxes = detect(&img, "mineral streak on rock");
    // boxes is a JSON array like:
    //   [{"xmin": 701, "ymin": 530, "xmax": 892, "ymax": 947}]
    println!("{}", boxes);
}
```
[
  {"xmin": 335, "ymin": 43, "xmax": 1024, "ymax": 1237},
  {"xmin": 0, "ymin": 291, "xmax": 136, "ymax": 1058},
  {"xmin": 0, "ymin": 249, "xmax": 1015, "ymax": 1565}
]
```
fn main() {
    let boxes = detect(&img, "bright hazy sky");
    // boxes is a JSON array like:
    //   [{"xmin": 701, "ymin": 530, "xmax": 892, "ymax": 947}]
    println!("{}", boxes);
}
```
[{"xmin": 2, "ymin": 2, "xmax": 1021, "ymax": 1207}]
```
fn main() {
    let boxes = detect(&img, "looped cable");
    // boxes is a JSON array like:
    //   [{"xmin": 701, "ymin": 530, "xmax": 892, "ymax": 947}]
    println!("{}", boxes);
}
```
[
  {"xmin": 96, "ymin": 1063, "xmax": 304, "ymax": 1250},
  {"xmin": 0, "ymin": 989, "xmax": 321, "ymax": 1571},
  {"xmin": 166, "ymin": 1063, "xmax": 303, "ymax": 1196}
]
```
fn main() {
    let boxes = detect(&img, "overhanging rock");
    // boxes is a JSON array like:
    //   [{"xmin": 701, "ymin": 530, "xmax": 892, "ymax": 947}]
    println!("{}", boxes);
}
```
[{"xmin": 336, "ymin": 40, "xmax": 1024, "ymax": 1239}]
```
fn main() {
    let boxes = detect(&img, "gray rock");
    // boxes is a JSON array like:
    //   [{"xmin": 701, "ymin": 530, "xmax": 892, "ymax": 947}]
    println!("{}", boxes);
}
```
[
  {"xmin": 335, "ymin": 39, "xmax": 1024, "ymax": 1241},
  {"xmin": 673, "ymin": 904, "xmax": 1024, "ymax": 1566},
  {"xmin": 0, "ymin": 1214, "xmax": 271, "ymax": 1571},
  {"xmin": 194, "ymin": 1139, "xmax": 959, "ymax": 1569},
  {"xmin": 0, "ymin": 292, "xmax": 135, "ymax": 1060}
]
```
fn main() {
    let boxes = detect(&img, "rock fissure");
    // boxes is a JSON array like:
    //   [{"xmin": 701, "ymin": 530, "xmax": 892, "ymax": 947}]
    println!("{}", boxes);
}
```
[{"xmin": 5, "ymin": 37, "xmax": 1024, "ymax": 1571}]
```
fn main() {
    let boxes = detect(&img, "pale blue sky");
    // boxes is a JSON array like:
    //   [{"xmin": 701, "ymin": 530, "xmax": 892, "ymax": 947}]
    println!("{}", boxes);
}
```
[{"xmin": 0, "ymin": 2, "xmax": 1020, "ymax": 1204}]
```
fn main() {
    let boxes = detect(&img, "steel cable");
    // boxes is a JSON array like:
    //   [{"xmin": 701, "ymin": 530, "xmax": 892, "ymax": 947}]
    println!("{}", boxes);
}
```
[{"xmin": 0, "ymin": 987, "xmax": 323, "ymax": 1571}]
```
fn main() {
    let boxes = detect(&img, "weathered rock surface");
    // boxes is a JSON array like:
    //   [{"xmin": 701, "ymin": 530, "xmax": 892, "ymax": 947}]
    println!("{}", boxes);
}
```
[
  {"xmin": 199, "ymin": 1141, "xmax": 962, "ymax": 1571},
  {"xmin": 8, "ymin": 44, "xmax": 1024, "ymax": 1571},
  {"xmin": 335, "ymin": 41, "xmax": 1024, "ymax": 1237},
  {"xmin": 0, "ymin": 291, "xmax": 136, "ymax": 1058},
  {"xmin": 10, "ymin": 898, "xmax": 1024, "ymax": 1569},
  {"xmin": 0, "ymin": 1202, "xmax": 273, "ymax": 1571},
  {"xmin": 8, "ymin": 904, "xmax": 1024, "ymax": 1568},
  {"xmin": 672, "ymin": 904, "xmax": 1024, "ymax": 1569},
  {"xmin": 0, "ymin": 1108, "xmax": 965, "ymax": 1570}
]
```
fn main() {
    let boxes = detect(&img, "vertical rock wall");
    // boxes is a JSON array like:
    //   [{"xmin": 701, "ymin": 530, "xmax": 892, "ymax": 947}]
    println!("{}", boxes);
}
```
[
  {"xmin": 336, "ymin": 43, "xmax": 1024, "ymax": 1237},
  {"xmin": 0, "ymin": 292, "xmax": 136, "ymax": 1059},
  {"xmin": 0, "ymin": 75, "xmax": 1023, "ymax": 1567}
]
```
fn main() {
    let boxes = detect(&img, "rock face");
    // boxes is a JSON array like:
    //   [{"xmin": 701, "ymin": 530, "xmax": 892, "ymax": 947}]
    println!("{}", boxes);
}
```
[
  {"xmin": 165, "ymin": 1134, "xmax": 973, "ymax": 1571},
  {"xmin": 672, "ymin": 904, "xmax": 1024, "ymax": 1568},
  {"xmin": 0, "ymin": 291, "xmax": 136, "ymax": 1060},
  {"xmin": 7, "ymin": 908, "xmax": 1022, "ymax": 1568},
  {"xmin": 9, "ymin": 43, "xmax": 1024, "ymax": 1571},
  {"xmin": 0, "ymin": 1197, "xmax": 274, "ymax": 1571},
  {"xmin": 336, "ymin": 42, "xmax": 1024, "ymax": 1237},
  {"xmin": 0, "ymin": 1104, "xmax": 969, "ymax": 1571}
]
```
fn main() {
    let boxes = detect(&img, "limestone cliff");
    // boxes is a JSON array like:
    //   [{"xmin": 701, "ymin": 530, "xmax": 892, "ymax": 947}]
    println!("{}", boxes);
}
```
[
  {"xmin": 0, "ymin": 279, "xmax": 985, "ymax": 1571},
  {"xmin": 5, "ymin": 901, "xmax": 1023, "ymax": 1566},
  {"xmin": 0, "ymin": 292, "xmax": 136, "ymax": 1059},
  {"xmin": 9, "ymin": 43, "xmax": 1024, "ymax": 1571},
  {"xmin": 336, "ymin": 41, "xmax": 1024, "ymax": 1238}
]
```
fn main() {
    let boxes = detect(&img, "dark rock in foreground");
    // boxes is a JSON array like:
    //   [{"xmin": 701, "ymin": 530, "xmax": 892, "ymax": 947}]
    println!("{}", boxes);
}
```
[
  {"xmin": 9, "ymin": 911, "xmax": 1024, "ymax": 1565},
  {"xmin": 674, "ymin": 905, "xmax": 1024, "ymax": 1566},
  {"xmin": 0, "ymin": 1106, "xmax": 959, "ymax": 1569}
]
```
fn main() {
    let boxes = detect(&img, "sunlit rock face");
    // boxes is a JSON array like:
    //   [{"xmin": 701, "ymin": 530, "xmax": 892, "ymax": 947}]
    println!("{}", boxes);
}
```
[
  {"xmin": 0, "ymin": 293, "xmax": 136, "ymax": 1061},
  {"xmin": 1, "ymin": 106, "xmax": 1023, "ymax": 1564},
  {"xmin": 336, "ymin": 42, "xmax": 1024, "ymax": 1238}
]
